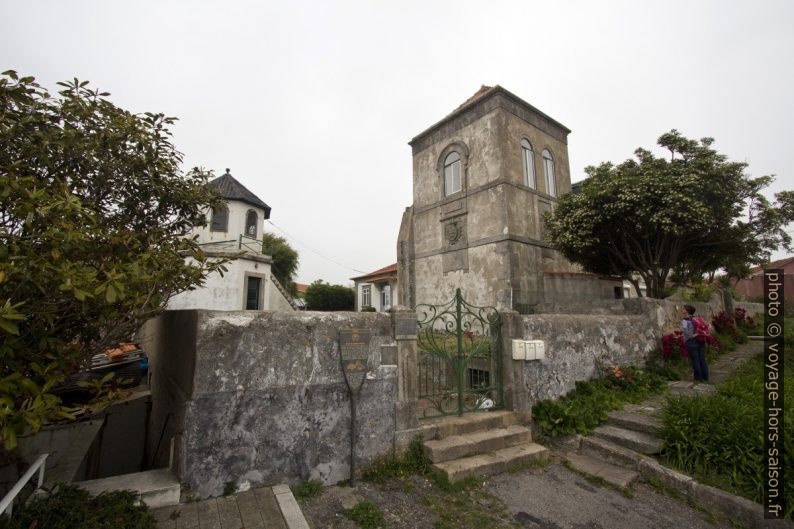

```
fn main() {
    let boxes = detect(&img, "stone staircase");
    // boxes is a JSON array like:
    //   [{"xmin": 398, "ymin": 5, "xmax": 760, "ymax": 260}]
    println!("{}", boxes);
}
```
[
  {"xmin": 562, "ymin": 337, "xmax": 765, "ymax": 491},
  {"xmin": 421, "ymin": 410, "xmax": 549, "ymax": 483}
]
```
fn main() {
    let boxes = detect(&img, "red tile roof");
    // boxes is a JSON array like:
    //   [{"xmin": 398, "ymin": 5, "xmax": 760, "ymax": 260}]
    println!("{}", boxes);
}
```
[
  {"xmin": 454, "ymin": 85, "xmax": 494, "ymax": 111},
  {"xmin": 351, "ymin": 263, "xmax": 398, "ymax": 282},
  {"xmin": 294, "ymin": 283, "xmax": 310, "ymax": 293},
  {"xmin": 749, "ymin": 256, "xmax": 794, "ymax": 275}
]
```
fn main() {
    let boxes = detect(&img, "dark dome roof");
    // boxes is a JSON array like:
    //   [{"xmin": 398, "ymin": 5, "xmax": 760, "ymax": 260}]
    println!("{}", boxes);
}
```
[{"xmin": 209, "ymin": 169, "xmax": 271, "ymax": 219}]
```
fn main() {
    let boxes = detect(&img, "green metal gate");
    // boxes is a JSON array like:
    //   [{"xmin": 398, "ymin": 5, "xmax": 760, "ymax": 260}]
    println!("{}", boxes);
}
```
[{"xmin": 416, "ymin": 289, "xmax": 503, "ymax": 419}]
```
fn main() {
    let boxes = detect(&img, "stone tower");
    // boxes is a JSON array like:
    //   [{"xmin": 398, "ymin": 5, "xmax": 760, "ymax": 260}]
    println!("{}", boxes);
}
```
[{"xmin": 397, "ymin": 85, "xmax": 617, "ymax": 310}]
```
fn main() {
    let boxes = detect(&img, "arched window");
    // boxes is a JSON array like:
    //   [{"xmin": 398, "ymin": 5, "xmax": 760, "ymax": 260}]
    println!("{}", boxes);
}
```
[
  {"xmin": 542, "ymin": 149, "xmax": 556, "ymax": 197},
  {"xmin": 521, "ymin": 139, "xmax": 536, "ymax": 189},
  {"xmin": 210, "ymin": 205, "xmax": 229, "ymax": 232},
  {"xmin": 444, "ymin": 152, "xmax": 462, "ymax": 196},
  {"xmin": 245, "ymin": 210, "xmax": 258, "ymax": 238}
]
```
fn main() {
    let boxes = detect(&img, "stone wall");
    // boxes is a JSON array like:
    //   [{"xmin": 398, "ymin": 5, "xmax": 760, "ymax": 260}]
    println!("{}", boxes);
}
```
[
  {"xmin": 511, "ymin": 313, "xmax": 658, "ymax": 405},
  {"xmin": 142, "ymin": 310, "xmax": 397, "ymax": 498},
  {"xmin": 503, "ymin": 295, "xmax": 764, "ymax": 407}
]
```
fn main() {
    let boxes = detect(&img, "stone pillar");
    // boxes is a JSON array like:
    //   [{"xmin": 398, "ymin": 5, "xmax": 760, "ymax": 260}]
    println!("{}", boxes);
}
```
[
  {"xmin": 499, "ymin": 310, "xmax": 532, "ymax": 420},
  {"xmin": 390, "ymin": 305, "xmax": 420, "ymax": 447},
  {"xmin": 721, "ymin": 287, "xmax": 734, "ymax": 318}
]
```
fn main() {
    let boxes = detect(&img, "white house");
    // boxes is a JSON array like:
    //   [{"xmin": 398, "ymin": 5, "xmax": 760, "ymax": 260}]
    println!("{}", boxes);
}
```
[
  {"xmin": 352, "ymin": 264, "xmax": 398, "ymax": 312},
  {"xmin": 168, "ymin": 169, "xmax": 294, "ymax": 312}
]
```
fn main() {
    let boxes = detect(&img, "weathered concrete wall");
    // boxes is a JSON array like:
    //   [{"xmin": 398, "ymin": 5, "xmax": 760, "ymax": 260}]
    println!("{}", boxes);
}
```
[
  {"xmin": 265, "ymin": 274, "xmax": 296, "ymax": 312},
  {"xmin": 534, "ymin": 293, "xmax": 764, "ymax": 335},
  {"xmin": 168, "ymin": 257, "xmax": 282, "ymax": 312},
  {"xmin": 146, "ymin": 310, "xmax": 397, "ymax": 498},
  {"xmin": 504, "ymin": 294, "xmax": 764, "ymax": 407},
  {"xmin": 138, "ymin": 310, "xmax": 198, "ymax": 471},
  {"xmin": 514, "ymin": 313, "xmax": 658, "ymax": 405}
]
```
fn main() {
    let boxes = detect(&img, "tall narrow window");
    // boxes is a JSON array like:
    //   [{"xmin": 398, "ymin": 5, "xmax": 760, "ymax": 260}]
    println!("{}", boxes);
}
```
[
  {"xmin": 361, "ymin": 285, "xmax": 371, "ymax": 307},
  {"xmin": 381, "ymin": 285, "xmax": 391, "ymax": 311},
  {"xmin": 245, "ymin": 210, "xmax": 258, "ymax": 237},
  {"xmin": 521, "ymin": 139, "xmax": 536, "ymax": 189},
  {"xmin": 210, "ymin": 205, "xmax": 229, "ymax": 232},
  {"xmin": 444, "ymin": 152, "xmax": 462, "ymax": 196},
  {"xmin": 542, "ymin": 149, "xmax": 556, "ymax": 197},
  {"xmin": 246, "ymin": 276, "xmax": 261, "ymax": 310}
]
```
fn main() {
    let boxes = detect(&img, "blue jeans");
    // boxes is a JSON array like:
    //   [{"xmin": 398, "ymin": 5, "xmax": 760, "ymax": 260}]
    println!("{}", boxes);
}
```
[{"xmin": 685, "ymin": 339, "xmax": 709, "ymax": 382}]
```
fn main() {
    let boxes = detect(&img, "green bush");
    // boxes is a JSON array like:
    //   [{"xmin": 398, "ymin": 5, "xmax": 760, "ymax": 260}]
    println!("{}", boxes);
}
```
[
  {"xmin": 361, "ymin": 306, "xmax": 377, "ymax": 312},
  {"xmin": 304, "ymin": 280, "xmax": 355, "ymax": 311},
  {"xmin": 532, "ymin": 366, "xmax": 667, "ymax": 438},
  {"xmin": 0, "ymin": 484, "xmax": 155, "ymax": 529}
]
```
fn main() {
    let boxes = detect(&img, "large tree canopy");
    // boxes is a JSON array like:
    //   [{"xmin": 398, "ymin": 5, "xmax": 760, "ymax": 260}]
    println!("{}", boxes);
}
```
[
  {"xmin": 0, "ymin": 71, "xmax": 224, "ymax": 448},
  {"xmin": 546, "ymin": 130, "xmax": 793, "ymax": 298}
]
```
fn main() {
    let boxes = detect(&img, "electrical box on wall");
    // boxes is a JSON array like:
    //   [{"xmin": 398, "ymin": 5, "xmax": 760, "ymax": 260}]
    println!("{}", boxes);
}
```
[{"xmin": 511, "ymin": 339, "xmax": 546, "ymax": 361}]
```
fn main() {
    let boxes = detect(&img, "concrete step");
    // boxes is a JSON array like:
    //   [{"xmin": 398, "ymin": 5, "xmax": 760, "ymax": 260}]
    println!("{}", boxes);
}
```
[
  {"xmin": 622, "ymin": 402, "xmax": 664, "ymax": 417},
  {"xmin": 579, "ymin": 435, "xmax": 648, "ymax": 471},
  {"xmin": 592, "ymin": 425, "xmax": 661, "ymax": 455},
  {"xmin": 667, "ymin": 381, "xmax": 717, "ymax": 397},
  {"xmin": 429, "ymin": 410, "xmax": 519, "ymax": 439},
  {"xmin": 74, "ymin": 468, "xmax": 180, "ymax": 508},
  {"xmin": 564, "ymin": 452, "xmax": 638, "ymax": 490},
  {"xmin": 424, "ymin": 424, "xmax": 532, "ymax": 463},
  {"xmin": 606, "ymin": 411, "xmax": 662, "ymax": 435},
  {"xmin": 433, "ymin": 442, "xmax": 548, "ymax": 483}
]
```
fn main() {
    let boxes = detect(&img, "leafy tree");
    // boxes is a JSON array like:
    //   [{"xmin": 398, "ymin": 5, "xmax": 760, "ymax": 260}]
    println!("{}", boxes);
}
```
[
  {"xmin": 0, "ymin": 71, "xmax": 224, "ymax": 449},
  {"xmin": 304, "ymin": 280, "xmax": 354, "ymax": 311},
  {"xmin": 261, "ymin": 232, "xmax": 299, "ymax": 296},
  {"xmin": 547, "ymin": 130, "xmax": 793, "ymax": 298}
]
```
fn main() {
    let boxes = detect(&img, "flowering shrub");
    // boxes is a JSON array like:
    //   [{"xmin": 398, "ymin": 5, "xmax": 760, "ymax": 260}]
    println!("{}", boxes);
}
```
[
  {"xmin": 734, "ymin": 307, "xmax": 760, "ymax": 333},
  {"xmin": 712, "ymin": 310, "xmax": 737, "ymax": 336},
  {"xmin": 712, "ymin": 310, "xmax": 750, "ymax": 343},
  {"xmin": 603, "ymin": 365, "xmax": 638, "ymax": 389},
  {"xmin": 661, "ymin": 320, "xmax": 719, "ymax": 360},
  {"xmin": 661, "ymin": 330, "xmax": 686, "ymax": 359}
]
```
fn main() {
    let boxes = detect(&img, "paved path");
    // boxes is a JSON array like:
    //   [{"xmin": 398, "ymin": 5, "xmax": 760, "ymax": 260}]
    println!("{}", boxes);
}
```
[
  {"xmin": 151, "ymin": 485, "xmax": 308, "ymax": 529},
  {"xmin": 510, "ymin": 338, "xmax": 767, "ymax": 529},
  {"xmin": 489, "ymin": 461, "xmax": 730, "ymax": 529}
]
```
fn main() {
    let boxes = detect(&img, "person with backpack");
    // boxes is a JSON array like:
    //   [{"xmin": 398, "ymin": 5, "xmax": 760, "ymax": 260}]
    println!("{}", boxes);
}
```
[{"xmin": 682, "ymin": 304, "xmax": 710, "ymax": 382}]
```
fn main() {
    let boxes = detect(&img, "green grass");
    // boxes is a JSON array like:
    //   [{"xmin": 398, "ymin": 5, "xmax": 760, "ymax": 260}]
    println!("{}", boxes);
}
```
[
  {"xmin": 291, "ymin": 479, "xmax": 323, "ymax": 501},
  {"xmin": 659, "ymin": 316, "xmax": 794, "ymax": 519},
  {"xmin": 361, "ymin": 436, "xmax": 432, "ymax": 483},
  {"xmin": 344, "ymin": 501, "xmax": 386, "ymax": 529}
]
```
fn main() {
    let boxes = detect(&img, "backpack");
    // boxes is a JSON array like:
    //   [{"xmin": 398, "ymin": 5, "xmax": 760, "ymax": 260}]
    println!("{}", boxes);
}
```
[{"xmin": 691, "ymin": 316, "xmax": 710, "ymax": 343}]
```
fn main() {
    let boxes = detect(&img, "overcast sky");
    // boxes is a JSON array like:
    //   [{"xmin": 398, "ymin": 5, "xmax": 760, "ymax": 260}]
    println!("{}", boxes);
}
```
[{"xmin": 3, "ymin": 1, "xmax": 793, "ymax": 285}]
